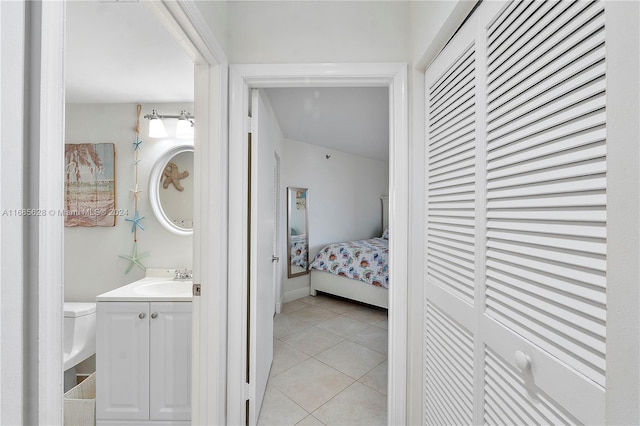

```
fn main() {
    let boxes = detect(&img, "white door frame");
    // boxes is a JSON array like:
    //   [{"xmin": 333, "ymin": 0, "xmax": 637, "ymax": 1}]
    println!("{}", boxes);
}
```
[
  {"xmin": 228, "ymin": 63, "xmax": 409, "ymax": 425},
  {"xmin": 36, "ymin": 1, "xmax": 229, "ymax": 424},
  {"xmin": 143, "ymin": 2, "xmax": 229, "ymax": 424}
]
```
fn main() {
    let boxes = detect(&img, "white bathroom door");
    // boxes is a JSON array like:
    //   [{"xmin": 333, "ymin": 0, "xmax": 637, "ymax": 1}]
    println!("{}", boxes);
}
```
[{"xmin": 248, "ymin": 88, "xmax": 275, "ymax": 424}]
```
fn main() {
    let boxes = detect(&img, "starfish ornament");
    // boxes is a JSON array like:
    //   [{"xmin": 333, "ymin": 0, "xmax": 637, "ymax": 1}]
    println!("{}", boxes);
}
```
[
  {"xmin": 129, "ymin": 185, "xmax": 143, "ymax": 201},
  {"xmin": 119, "ymin": 242, "xmax": 149, "ymax": 274},
  {"xmin": 133, "ymin": 137, "xmax": 143, "ymax": 151},
  {"xmin": 125, "ymin": 210, "xmax": 145, "ymax": 232}
]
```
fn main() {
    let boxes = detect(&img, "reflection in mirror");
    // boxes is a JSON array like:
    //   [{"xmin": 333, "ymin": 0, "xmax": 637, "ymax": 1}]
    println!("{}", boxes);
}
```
[
  {"xmin": 149, "ymin": 145, "xmax": 194, "ymax": 236},
  {"xmin": 287, "ymin": 187, "xmax": 309, "ymax": 278}
]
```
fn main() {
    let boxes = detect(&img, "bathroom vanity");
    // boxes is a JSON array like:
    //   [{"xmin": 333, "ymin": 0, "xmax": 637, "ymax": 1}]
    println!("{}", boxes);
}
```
[{"xmin": 96, "ymin": 270, "xmax": 193, "ymax": 426}]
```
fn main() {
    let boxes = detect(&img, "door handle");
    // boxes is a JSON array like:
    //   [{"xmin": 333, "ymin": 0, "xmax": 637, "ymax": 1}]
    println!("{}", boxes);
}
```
[{"xmin": 272, "ymin": 255, "xmax": 279, "ymax": 263}]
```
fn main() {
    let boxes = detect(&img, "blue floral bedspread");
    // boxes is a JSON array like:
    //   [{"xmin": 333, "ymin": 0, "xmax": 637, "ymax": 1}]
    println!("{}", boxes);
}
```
[
  {"xmin": 290, "ymin": 234, "xmax": 308, "ymax": 268},
  {"xmin": 309, "ymin": 237, "xmax": 389, "ymax": 288}
]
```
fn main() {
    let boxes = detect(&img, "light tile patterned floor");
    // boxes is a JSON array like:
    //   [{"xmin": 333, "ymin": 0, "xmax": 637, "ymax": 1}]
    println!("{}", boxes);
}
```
[{"xmin": 258, "ymin": 293, "xmax": 388, "ymax": 426}]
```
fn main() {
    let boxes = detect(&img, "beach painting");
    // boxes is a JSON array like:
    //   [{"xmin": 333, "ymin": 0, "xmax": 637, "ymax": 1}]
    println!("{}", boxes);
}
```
[{"xmin": 64, "ymin": 143, "xmax": 116, "ymax": 227}]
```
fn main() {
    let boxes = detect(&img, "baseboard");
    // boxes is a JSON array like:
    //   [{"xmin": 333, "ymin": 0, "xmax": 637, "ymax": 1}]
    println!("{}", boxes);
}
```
[{"xmin": 283, "ymin": 287, "xmax": 310, "ymax": 303}]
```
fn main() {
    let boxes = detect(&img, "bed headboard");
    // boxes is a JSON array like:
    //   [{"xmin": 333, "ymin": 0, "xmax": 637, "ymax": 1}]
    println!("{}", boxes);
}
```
[{"xmin": 381, "ymin": 196, "xmax": 389, "ymax": 231}]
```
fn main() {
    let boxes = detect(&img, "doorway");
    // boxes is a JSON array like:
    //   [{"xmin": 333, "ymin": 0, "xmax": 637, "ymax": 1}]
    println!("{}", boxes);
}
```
[
  {"xmin": 34, "ymin": 2, "xmax": 228, "ymax": 424},
  {"xmin": 227, "ymin": 63, "xmax": 409, "ymax": 425}
]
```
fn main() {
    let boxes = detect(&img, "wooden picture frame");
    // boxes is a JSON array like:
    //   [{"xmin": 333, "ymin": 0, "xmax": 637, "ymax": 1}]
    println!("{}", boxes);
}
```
[{"xmin": 64, "ymin": 143, "xmax": 116, "ymax": 227}]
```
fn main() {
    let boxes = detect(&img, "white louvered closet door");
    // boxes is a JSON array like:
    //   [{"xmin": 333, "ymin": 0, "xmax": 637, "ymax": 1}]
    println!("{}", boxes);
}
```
[{"xmin": 424, "ymin": 1, "xmax": 607, "ymax": 424}]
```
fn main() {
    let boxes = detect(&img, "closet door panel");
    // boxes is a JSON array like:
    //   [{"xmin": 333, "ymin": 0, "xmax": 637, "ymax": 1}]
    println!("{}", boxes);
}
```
[
  {"xmin": 483, "ymin": 347, "xmax": 581, "ymax": 426},
  {"xmin": 426, "ymin": 42, "xmax": 477, "ymax": 307},
  {"xmin": 424, "ymin": 0, "xmax": 608, "ymax": 424},
  {"xmin": 482, "ymin": 318, "xmax": 604, "ymax": 424},
  {"xmin": 424, "ymin": 10, "xmax": 483, "ymax": 421},
  {"xmin": 484, "ymin": 0, "xmax": 607, "ymax": 391},
  {"xmin": 424, "ymin": 303, "xmax": 474, "ymax": 426}
]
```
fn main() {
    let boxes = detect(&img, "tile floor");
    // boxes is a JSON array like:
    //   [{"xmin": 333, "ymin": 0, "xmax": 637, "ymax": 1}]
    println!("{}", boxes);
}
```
[{"xmin": 258, "ymin": 293, "xmax": 388, "ymax": 426}]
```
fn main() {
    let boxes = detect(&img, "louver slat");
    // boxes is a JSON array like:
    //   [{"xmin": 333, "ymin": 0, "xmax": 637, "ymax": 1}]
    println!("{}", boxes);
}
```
[
  {"xmin": 486, "ymin": 0, "xmax": 606, "ymax": 388},
  {"xmin": 424, "ymin": 304, "xmax": 474, "ymax": 426},
  {"xmin": 427, "ymin": 45, "xmax": 476, "ymax": 306},
  {"xmin": 484, "ymin": 348, "xmax": 581, "ymax": 425},
  {"xmin": 488, "ymin": 1, "xmax": 604, "ymax": 103}
]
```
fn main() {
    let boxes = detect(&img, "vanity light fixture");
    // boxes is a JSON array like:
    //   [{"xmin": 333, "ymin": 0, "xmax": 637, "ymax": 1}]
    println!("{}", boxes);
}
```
[{"xmin": 144, "ymin": 109, "xmax": 195, "ymax": 139}]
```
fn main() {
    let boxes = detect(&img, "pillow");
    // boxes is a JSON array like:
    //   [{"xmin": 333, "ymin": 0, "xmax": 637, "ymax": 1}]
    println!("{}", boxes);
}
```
[{"xmin": 381, "ymin": 226, "xmax": 389, "ymax": 239}]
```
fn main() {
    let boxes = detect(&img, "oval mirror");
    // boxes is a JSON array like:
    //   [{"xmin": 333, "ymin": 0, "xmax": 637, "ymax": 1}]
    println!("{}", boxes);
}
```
[{"xmin": 149, "ymin": 144, "xmax": 194, "ymax": 236}]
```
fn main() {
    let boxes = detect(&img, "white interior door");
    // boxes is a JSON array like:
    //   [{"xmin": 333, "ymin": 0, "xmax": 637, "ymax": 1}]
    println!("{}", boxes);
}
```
[
  {"xmin": 248, "ymin": 88, "xmax": 276, "ymax": 424},
  {"xmin": 424, "ymin": 1, "xmax": 607, "ymax": 424}
]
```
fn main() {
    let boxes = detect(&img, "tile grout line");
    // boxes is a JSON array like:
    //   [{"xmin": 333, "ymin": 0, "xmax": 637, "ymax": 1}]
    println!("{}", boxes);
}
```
[{"xmin": 261, "ymin": 297, "xmax": 389, "ymax": 425}]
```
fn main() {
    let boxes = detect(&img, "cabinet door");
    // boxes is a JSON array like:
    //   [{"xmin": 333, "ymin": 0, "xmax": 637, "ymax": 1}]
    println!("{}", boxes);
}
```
[
  {"xmin": 96, "ymin": 302, "xmax": 150, "ymax": 421},
  {"xmin": 149, "ymin": 301, "xmax": 192, "ymax": 421}
]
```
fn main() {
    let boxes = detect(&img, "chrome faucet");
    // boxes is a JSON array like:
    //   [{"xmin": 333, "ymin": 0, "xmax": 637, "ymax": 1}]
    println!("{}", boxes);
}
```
[{"xmin": 173, "ymin": 268, "xmax": 193, "ymax": 281}]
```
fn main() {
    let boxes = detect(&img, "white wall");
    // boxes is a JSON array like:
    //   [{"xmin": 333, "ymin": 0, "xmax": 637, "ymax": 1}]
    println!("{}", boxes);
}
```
[
  {"xmin": 64, "ymin": 103, "xmax": 193, "ymax": 302},
  {"xmin": 198, "ymin": 1, "xmax": 410, "ymax": 64},
  {"xmin": 280, "ymin": 138, "xmax": 388, "ymax": 300}
]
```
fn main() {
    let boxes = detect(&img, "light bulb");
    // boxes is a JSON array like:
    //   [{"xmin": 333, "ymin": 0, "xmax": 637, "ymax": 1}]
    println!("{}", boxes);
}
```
[{"xmin": 148, "ymin": 110, "xmax": 167, "ymax": 138}]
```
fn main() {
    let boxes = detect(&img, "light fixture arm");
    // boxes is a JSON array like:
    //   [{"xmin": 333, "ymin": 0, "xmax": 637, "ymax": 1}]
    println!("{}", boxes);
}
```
[{"xmin": 143, "ymin": 110, "xmax": 195, "ymax": 121}]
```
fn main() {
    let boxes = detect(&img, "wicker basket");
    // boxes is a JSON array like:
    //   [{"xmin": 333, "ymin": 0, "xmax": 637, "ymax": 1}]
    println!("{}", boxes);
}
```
[{"xmin": 63, "ymin": 372, "xmax": 95, "ymax": 426}]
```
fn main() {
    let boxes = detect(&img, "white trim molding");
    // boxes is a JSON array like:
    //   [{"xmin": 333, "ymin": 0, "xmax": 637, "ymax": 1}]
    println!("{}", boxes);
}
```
[
  {"xmin": 604, "ymin": 1, "xmax": 640, "ymax": 424},
  {"xmin": 3, "ymin": 0, "xmax": 67, "ymax": 423},
  {"xmin": 228, "ymin": 63, "xmax": 409, "ymax": 425},
  {"xmin": 145, "ymin": 2, "xmax": 229, "ymax": 424}
]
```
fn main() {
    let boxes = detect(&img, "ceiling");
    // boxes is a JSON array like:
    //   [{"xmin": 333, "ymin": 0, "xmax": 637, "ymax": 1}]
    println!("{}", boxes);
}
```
[
  {"xmin": 65, "ymin": 2, "xmax": 389, "ymax": 162},
  {"xmin": 265, "ymin": 87, "xmax": 389, "ymax": 161},
  {"xmin": 65, "ymin": 0, "xmax": 194, "ymax": 103}
]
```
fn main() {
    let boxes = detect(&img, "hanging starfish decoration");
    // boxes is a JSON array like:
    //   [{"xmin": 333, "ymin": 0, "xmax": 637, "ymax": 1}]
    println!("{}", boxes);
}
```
[
  {"xmin": 132, "ymin": 136, "xmax": 143, "ymax": 151},
  {"xmin": 134, "ymin": 159, "xmax": 141, "ymax": 166},
  {"xmin": 119, "ymin": 242, "xmax": 149, "ymax": 274},
  {"xmin": 129, "ymin": 184, "xmax": 143, "ymax": 201},
  {"xmin": 125, "ymin": 210, "xmax": 145, "ymax": 232}
]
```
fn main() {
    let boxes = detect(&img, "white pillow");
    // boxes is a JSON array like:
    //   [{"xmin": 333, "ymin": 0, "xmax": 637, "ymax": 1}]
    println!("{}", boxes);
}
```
[{"xmin": 381, "ymin": 226, "xmax": 389, "ymax": 239}]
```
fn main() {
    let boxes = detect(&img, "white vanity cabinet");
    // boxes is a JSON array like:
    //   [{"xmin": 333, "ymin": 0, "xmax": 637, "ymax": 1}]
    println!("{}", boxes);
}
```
[{"xmin": 96, "ymin": 301, "xmax": 192, "ymax": 425}]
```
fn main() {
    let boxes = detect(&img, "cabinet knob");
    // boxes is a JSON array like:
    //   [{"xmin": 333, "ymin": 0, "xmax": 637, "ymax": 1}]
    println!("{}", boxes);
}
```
[
  {"xmin": 515, "ymin": 350, "xmax": 531, "ymax": 371},
  {"xmin": 138, "ymin": 313, "xmax": 145, "ymax": 319},
  {"xmin": 151, "ymin": 312, "xmax": 158, "ymax": 319}
]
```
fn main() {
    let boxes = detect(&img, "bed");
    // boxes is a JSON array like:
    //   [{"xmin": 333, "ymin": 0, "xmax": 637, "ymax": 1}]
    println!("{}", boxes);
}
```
[
  {"xmin": 289, "ymin": 233, "xmax": 308, "ymax": 273},
  {"xmin": 309, "ymin": 197, "xmax": 389, "ymax": 309}
]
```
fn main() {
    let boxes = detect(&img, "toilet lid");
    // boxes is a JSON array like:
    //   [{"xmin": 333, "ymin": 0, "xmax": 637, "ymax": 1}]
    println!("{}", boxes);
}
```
[{"xmin": 64, "ymin": 302, "xmax": 96, "ymax": 318}]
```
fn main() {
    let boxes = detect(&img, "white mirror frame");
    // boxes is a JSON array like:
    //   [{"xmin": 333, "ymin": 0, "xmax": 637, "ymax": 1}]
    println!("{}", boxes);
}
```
[{"xmin": 149, "ymin": 143, "xmax": 194, "ymax": 236}]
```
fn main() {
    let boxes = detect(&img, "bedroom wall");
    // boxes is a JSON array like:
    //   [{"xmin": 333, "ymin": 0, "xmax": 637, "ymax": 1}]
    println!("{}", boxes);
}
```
[
  {"xmin": 280, "ymin": 138, "xmax": 389, "ymax": 302},
  {"xmin": 64, "ymin": 102, "xmax": 194, "ymax": 303}
]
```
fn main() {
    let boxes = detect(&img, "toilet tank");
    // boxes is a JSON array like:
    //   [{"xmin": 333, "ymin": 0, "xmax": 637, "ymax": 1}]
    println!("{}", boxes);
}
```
[{"xmin": 64, "ymin": 302, "xmax": 97, "ymax": 371}]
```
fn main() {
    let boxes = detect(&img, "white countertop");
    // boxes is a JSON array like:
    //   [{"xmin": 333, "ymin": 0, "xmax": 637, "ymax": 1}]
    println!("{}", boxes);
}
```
[{"xmin": 96, "ymin": 268, "xmax": 193, "ymax": 302}]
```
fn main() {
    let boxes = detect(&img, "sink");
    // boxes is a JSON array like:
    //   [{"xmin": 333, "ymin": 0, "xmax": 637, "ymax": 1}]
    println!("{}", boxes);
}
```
[
  {"xmin": 96, "ymin": 269, "xmax": 195, "ymax": 301},
  {"xmin": 133, "ymin": 280, "xmax": 193, "ymax": 297}
]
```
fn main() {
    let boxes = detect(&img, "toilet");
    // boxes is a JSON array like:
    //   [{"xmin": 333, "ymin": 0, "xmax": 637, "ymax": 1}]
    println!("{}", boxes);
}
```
[{"xmin": 63, "ymin": 302, "xmax": 96, "ymax": 391}]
